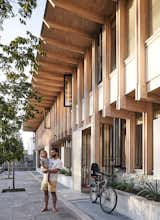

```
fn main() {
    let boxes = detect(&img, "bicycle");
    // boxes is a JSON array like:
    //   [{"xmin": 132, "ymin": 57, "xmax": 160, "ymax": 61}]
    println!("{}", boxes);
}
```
[{"xmin": 89, "ymin": 170, "xmax": 117, "ymax": 214}]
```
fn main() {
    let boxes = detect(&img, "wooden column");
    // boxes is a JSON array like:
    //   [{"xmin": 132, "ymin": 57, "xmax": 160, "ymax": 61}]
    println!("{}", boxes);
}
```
[
  {"xmin": 77, "ymin": 62, "xmax": 84, "ymax": 126},
  {"xmin": 102, "ymin": 24, "xmax": 107, "ymax": 117},
  {"xmin": 72, "ymin": 71, "xmax": 77, "ymax": 129},
  {"xmin": 143, "ymin": 103, "xmax": 153, "ymax": 174},
  {"xmin": 66, "ymin": 107, "xmax": 70, "ymax": 135},
  {"xmin": 84, "ymin": 50, "xmax": 91, "ymax": 124},
  {"xmin": 126, "ymin": 114, "xmax": 135, "ymax": 173},
  {"xmin": 57, "ymin": 98, "xmax": 60, "ymax": 139},
  {"xmin": 116, "ymin": 0, "xmax": 126, "ymax": 110},
  {"xmin": 60, "ymin": 93, "xmax": 63, "ymax": 138},
  {"xmin": 103, "ymin": 21, "xmax": 111, "ymax": 116},
  {"xmin": 135, "ymin": 0, "xmax": 148, "ymax": 100},
  {"xmin": 91, "ymin": 40, "xmax": 100, "ymax": 164}
]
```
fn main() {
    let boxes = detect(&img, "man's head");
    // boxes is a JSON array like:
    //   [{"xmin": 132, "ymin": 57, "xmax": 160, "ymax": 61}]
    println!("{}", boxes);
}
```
[{"xmin": 50, "ymin": 147, "xmax": 59, "ymax": 158}]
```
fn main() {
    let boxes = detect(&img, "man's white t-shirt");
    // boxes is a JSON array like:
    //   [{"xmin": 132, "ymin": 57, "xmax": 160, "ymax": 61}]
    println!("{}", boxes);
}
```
[{"xmin": 42, "ymin": 158, "xmax": 62, "ymax": 183}]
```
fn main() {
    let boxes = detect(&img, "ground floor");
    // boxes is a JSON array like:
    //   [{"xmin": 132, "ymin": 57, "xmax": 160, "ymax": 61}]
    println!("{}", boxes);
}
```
[
  {"xmin": 0, "ymin": 171, "xmax": 130, "ymax": 220},
  {"xmin": 34, "ymin": 102, "xmax": 160, "ymax": 193},
  {"xmin": 72, "ymin": 103, "xmax": 160, "ymax": 192}
]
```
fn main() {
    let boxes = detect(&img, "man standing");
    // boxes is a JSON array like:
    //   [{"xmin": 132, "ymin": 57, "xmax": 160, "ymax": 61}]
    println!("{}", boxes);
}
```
[{"xmin": 41, "ymin": 147, "xmax": 63, "ymax": 213}]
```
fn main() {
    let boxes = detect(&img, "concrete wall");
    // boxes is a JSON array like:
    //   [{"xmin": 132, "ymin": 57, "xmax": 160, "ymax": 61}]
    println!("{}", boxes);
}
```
[
  {"xmin": 116, "ymin": 190, "xmax": 160, "ymax": 220},
  {"xmin": 72, "ymin": 129, "xmax": 82, "ymax": 191}
]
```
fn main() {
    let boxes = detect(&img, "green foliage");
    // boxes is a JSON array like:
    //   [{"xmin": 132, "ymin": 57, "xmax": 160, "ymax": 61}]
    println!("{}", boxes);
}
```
[
  {"xmin": 137, "ymin": 181, "xmax": 160, "ymax": 201},
  {"xmin": 0, "ymin": 0, "xmax": 37, "ymax": 27},
  {"xmin": 113, "ymin": 180, "xmax": 135, "ymax": 193},
  {"xmin": 0, "ymin": 0, "xmax": 43, "ymax": 164},
  {"xmin": 59, "ymin": 168, "xmax": 72, "ymax": 176},
  {"xmin": 0, "ymin": 132, "xmax": 24, "ymax": 163}
]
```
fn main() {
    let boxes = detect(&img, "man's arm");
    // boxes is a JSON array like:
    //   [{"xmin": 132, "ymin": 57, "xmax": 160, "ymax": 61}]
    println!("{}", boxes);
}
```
[{"xmin": 49, "ymin": 168, "xmax": 60, "ymax": 173}]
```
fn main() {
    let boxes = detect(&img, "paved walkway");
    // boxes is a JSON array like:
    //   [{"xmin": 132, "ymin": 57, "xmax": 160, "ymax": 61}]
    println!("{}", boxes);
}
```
[{"xmin": 0, "ymin": 171, "xmax": 132, "ymax": 220}]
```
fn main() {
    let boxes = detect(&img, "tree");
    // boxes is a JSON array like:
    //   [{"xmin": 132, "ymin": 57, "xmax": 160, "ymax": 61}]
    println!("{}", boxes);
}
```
[{"xmin": 0, "ymin": 0, "xmax": 43, "ymax": 190}]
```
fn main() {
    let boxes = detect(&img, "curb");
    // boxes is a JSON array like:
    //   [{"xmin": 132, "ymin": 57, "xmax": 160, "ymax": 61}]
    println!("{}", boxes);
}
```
[{"xmin": 29, "ymin": 171, "xmax": 93, "ymax": 220}]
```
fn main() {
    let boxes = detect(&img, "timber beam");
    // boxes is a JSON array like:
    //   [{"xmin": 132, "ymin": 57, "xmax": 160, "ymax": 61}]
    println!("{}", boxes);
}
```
[
  {"xmin": 36, "ymin": 72, "xmax": 64, "ymax": 80},
  {"xmin": 39, "ymin": 61, "xmax": 73, "ymax": 73},
  {"xmin": 119, "ymin": 96, "xmax": 147, "ymax": 113},
  {"xmin": 44, "ymin": 52, "xmax": 80, "ymax": 65},
  {"xmin": 48, "ymin": 0, "xmax": 105, "ymax": 24},
  {"xmin": 44, "ymin": 19, "xmax": 93, "ymax": 41},
  {"xmin": 33, "ymin": 84, "xmax": 63, "ymax": 92},
  {"xmin": 33, "ymin": 78, "xmax": 64, "ymax": 87},
  {"xmin": 42, "ymin": 36, "xmax": 85, "ymax": 55}
]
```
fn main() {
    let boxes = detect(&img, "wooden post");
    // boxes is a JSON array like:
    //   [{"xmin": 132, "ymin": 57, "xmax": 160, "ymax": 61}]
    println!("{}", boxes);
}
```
[
  {"xmin": 103, "ymin": 21, "xmax": 111, "ymax": 116},
  {"xmin": 116, "ymin": 0, "xmax": 126, "ymax": 110},
  {"xmin": 84, "ymin": 50, "xmax": 91, "ymax": 124},
  {"xmin": 77, "ymin": 62, "xmax": 84, "ymax": 126},
  {"xmin": 126, "ymin": 114, "xmax": 135, "ymax": 173},
  {"xmin": 72, "ymin": 71, "xmax": 77, "ymax": 130},
  {"xmin": 135, "ymin": 0, "xmax": 148, "ymax": 100},
  {"xmin": 143, "ymin": 103, "xmax": 153, "ymax": 174},
  {"xmin": 91, "ymin": 40, "xmax": 100, "ymax": 164}
]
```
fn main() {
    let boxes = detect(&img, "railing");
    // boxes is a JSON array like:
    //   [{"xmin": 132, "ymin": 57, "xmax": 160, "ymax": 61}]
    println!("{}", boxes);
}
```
[
  {"xmin": 125, "ymin": 56, "xmax": 136, "ymax": 94},
  {"xmin": 110, "ymin": 69, "xmax": 118, "ymax": 104},
  {"xmin": 145, "ymin": 30, "xmax": 160, "ymax": 92},
  {"xmin": 98, "ymin": 82, "xmax": 103, "ymax": 111},
  {"xmin": 82, "ymin": 98, "xmax": 85, "ymax": 121},
  {"xmin": 76, "ymin": 104, "xmax": 78, "ymax": 124},
  {"xmin": 89, "ymin": 91, "xmax": 93, "ymax": 116}
]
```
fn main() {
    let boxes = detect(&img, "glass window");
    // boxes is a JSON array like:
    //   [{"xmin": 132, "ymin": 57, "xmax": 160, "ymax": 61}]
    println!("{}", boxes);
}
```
[
  {"xmin": 64, "ymin": 74, "xmax": 72, "ymax": 107},
  {"xmin": 149, "ymin": 0, "xmax": 160, "ymax": 36},
  {"xmin": 126, "ymin": 0, "xmax": 135, "ymax": 57},
  {"xmin": 111, "ymin": 19, "xmax": 116, "ymax": 71},
  {"xmin": 97, "ymin": 30, "xmax": 102, "ymax": 84},
  {"xmin": 135, "ymin": 112, "xmax": 143, "ymax": 169}
]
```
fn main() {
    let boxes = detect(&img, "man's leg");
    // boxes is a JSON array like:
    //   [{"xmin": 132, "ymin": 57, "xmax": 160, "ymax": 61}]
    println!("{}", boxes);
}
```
[
  {"xmin": 51, "ymin": 192, "xmax": 58, "ymax": 212},
  {"xmin": 41, "ymin": 190, "xmax": 49, "ymax": 212}
]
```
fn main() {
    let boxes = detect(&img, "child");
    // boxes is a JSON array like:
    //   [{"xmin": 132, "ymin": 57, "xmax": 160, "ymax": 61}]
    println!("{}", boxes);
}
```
[{"xmin": 40, "ymin": 150, "xmax": 51, "ymax": 184}]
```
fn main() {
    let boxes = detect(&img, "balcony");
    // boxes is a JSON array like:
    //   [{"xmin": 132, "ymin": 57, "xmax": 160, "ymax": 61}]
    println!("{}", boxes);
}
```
[
  {"xmin": 146, "ymin": 30, "xmax": 160, "ymax": 93},
  {"xmin": 76, "ymin": 104, "xmax": 78, "ymax": 124},
  {"xmin": 110, "ymin": 69, "xmax": 118, "ymax": 104},
  {"xmin": 82, "ymin": 98, "xmax": 85, "ymax": 121},
  {"xmin": 89, "ymin": 91, "xmax": 93, "ymax": 116},
  {"xmin": 98, "ymin": 82, "xmax": 103, "ymax": 111},
  {"xmin": 125, "ymin": 56, "xmax": 136, "ymax": 94}
]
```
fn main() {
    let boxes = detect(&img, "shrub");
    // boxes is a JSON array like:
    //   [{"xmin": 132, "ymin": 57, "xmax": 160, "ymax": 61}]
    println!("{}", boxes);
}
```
[
  {"xmin": 59, "ymin": 168, "xmax": 72, "ymax": 176},
  {"xmin": 137, "ymin": 181, "xmax": 160, "ymax": 201}
]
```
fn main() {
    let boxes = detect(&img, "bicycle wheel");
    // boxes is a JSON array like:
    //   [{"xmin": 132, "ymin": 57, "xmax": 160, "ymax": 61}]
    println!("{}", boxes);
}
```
[
  {"xmin": 90, "ymin": 183, "xmax": 98, "ymax": 203},
  {"xmin": 100, "ymin": 186, "xmax": 117, "ymax": 214}
]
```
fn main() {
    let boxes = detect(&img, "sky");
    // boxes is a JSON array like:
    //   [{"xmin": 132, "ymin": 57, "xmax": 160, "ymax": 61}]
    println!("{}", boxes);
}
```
[{"xmin": 0, "ymin": 0, "xmax": 47, "ymax": 152}]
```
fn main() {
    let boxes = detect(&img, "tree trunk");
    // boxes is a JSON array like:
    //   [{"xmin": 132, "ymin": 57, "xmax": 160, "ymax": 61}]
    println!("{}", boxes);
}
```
[
  {"xmin": 7, "ymin": 161, "xmax": 11, "ymax": 178},
  {"xmin": 12, "ymin": 160, "xmax": 15, "ymax": 189}
]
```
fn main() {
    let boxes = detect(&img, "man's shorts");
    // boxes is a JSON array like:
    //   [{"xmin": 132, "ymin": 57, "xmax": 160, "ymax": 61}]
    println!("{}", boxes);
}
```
[{"xmin": 41, "ymin": 180, "xmax": 57, "ymax": 192}]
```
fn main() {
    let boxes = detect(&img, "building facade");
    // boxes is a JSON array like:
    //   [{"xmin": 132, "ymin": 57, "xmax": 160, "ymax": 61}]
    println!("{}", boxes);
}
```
[{"xmin": 24, "ymin": 0, "xmax": 160, "ymax": 192}]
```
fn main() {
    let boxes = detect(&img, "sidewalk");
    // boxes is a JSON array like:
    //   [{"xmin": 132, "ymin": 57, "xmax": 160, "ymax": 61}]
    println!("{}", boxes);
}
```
[
  {"xmin": 0, "ymin": 171, "xmax": 85, "ymax": 220},
  {"xmin": 0, "ymin": 171, "xmax": 132, "ymax": 220}
]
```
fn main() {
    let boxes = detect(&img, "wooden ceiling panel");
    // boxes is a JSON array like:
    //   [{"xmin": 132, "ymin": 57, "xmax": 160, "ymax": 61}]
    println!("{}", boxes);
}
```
[
  {"xmin": 40, "ymin": 52, "xmax": 79, "ymax": 66},
  {"xmin": 33, "ymin": 77, "xmax": 64, "ymax": 86},
  {"xmin": 42, "ymin": 43, "xmax": 83, "ymax": 60},
  {"xmin": 42, "ymin": 26, "xmax": 91, "ymax": 49},
  {"xmin": 45, "ymin": 2, "xmax": 101, "ymax": 31},
  {"xmin": 65, "ymin": 0, "xmax": 116, "ymax": 18},
  {"xmin": 44, "ymin": 19, "xmax": 93, "ymax": 41},
  {"xmin": 39, "ymin": 62, "xmax": 74, "ymax": 74},
  {"xmin": 38, "ymin": 55, "xmax": 76, "ymax": 69},
  {"xmin": 36, "ymin": 72, "xmax": 64, "ymax": 81}
]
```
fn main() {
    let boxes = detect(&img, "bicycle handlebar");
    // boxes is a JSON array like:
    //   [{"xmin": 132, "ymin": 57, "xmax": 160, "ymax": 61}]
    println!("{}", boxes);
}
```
[{"xmin": 94, "ymin": 171, "xmax": 110, "ymax": 177}]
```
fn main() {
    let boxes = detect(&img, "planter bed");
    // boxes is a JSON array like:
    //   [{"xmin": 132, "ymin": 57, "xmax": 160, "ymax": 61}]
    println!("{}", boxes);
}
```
[{"xmin": 116, "ymin": 189, "xmax": 160, "ymax": 220}]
